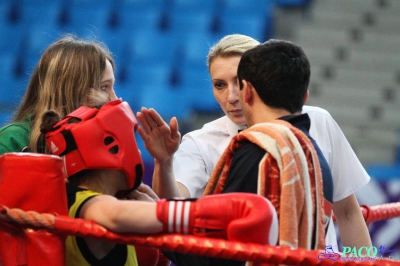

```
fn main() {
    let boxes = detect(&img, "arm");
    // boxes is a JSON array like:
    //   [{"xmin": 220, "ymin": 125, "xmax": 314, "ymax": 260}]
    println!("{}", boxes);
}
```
[
  {"xmin": 307, "ymin": 109, "xmax": 371, "ymax": 247},
  {"xmin": 152, "ymin": 156, "xmax": 190, "ymax": 198},
  {"xmin": 79, "ymin": 192, "xmax": 279, "ymax": 245},
  {"xmin": 81, "ymin": 194, "xmax": 163, "ymax": 234},
  {"xmin": 136, "ymin": 107, "xmax": 183, "ymax": 198},
  {"xmin": 332, "ymin": 193, "xmax": 372, "ymax": 248}
]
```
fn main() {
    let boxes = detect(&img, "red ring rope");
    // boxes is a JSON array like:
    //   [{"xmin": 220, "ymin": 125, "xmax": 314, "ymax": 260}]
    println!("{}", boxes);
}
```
[{"xmin": 1, "ymin": 203, "xmax": 399, "ymax": 265}]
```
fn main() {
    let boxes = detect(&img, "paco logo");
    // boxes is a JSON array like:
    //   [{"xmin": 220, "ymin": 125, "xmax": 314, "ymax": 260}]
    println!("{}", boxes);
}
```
[
  {"xmin": 342, "ymin": 246, "xmax": 378, "ymax": 258},
  {"xmin": 318, "ymin": 245, "xmax": 396, "ymax": 262}
]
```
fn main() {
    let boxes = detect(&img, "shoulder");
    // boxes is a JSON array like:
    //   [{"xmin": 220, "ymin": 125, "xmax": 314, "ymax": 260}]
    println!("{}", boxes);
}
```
[
  {"xmin": 0, "ymin": 120, "xmax": 31, "ymax": 134},
  {"xmin": 0, "ymin": 120, "xmax": 32, "ymax": 153},
  {"xmin": 302, "ymin": 105, "xmax": 339, "ymax": 131},
  {"xmin": 202, "ymin": 116, "xmax": 229, "ymax": 131},
  {"xmin": 302, "ymin": 105, "xmax": 330, "ymax": 114},
  {"xmin": 67, "ymin": 183, "xmax": 102, "ymax": 211},
  {"xmin": 234, "ymin": 141, "xmax": 265, "ymax": 161},
  {"xmin": 181, "ymin": 116, "xmax": 230, "ymax": 143},
  {"xmin": 177, "ymin": 116, "xmax": 234, "ymax": 165},
  {"xmin": 186, "ymin": 116, "xmax": 228, "ymax": 137},
  {"xmin": 302, "ymin": 105, "xmax": 333, "ymax": 120}
]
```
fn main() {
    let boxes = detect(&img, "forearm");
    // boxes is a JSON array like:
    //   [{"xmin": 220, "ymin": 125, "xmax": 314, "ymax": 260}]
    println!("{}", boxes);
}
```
[
  {"xmin": 111, "ymin": 201, "xmax": 163, "ymax": 233},
  {"xmin": 333, "ymin": 194, "xmax": 372, "ymax": 248},
  {"xmin": 82, "ymin": 196, "xmax": 163, "ymax": 234},
  {"xmin": 152, "ymin": 157, "xmax": 182, "ymax": 198}
]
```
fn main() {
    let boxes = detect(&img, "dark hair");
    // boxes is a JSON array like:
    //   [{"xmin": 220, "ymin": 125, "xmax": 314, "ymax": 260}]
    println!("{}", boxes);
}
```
[
  {"xmin": 237, "ymin": 39, "xmax": 310, "ymax": 113},
  {"xmin": 40, "ymin": 111, "xmax": 61, "ymax": 134}
]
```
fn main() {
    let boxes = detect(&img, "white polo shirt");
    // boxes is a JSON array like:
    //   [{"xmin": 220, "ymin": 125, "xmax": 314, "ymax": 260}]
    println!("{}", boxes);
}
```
[{"xmin": 173, "ymin": 105, "xmax": 370, "ymax": 248}]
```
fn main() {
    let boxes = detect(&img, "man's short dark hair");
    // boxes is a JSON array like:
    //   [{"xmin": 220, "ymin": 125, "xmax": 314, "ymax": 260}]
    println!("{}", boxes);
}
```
[{"xmin": 237, "ymin": 39, "xmax": 310, "ymax": 113}]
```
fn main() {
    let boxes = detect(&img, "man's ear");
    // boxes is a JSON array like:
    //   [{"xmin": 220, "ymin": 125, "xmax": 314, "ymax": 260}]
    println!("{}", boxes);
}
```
[
  {"xmin": 303, "ymin": 90, "xmax": 309, "ymax": 104},
  {"xmin": 242, "ymin": 79, "xmax": 253, "ymax": 104}
]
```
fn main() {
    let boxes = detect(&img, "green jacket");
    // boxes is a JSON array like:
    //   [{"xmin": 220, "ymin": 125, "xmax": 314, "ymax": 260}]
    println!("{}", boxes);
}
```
[{"xmin": 0, "ymin": 118, "xmax": 31, "ymax": 155}]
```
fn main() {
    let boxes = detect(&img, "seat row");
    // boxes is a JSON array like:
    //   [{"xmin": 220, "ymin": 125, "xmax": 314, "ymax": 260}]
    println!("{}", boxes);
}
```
[{"xmin": 1, "ymin": 0, "xmax": 276, "ymax": 41}]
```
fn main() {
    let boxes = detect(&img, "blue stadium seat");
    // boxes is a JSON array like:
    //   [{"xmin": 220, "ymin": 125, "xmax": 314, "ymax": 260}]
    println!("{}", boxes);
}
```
[
  {"xmin": 118, "ymin": 0, "xmax": 165, "ymax": 10},
  {"xmin": 114, "ymin": 83, "xmax": 143, "ymax": 112},
  {"xmin": 125, "ymin": 30, "xmax": 178, "ymax": 65},
  {"xmin": 178, "ymin": 64, "xmax": 210, "ymax": 87},
  {"xmin": 219, "ymin": 0, "xmax": 275, "ymax": 41},
  {"xmin": 0, "ymin": 1, "xmax": 14, "ymax": 24},
  {"xmin": 0, "ymin": 52, "xmax": 18, "ymax": 81},
  {"xmin": 180, "ymin": 32, "xmax": 219, "ymax": 67},
  {"xmin": 95, "ymin": 28, "xmax": 130, "ymax": 82},
  {"xmin": 0, "ymin": 111, "xmax": 13, "ymax": 127},
  {"xmin": 98, "ymin": 27, "xmax": 127, "ymax": 54},
  {"xmin": 218, "ymin": 12, "xmax": 272, "ymax": 42},
  {"xmin": 170, "ymin": 31, "xmax": 216, "ymax": 92},
  {"xmin": 23, "ymin": 24, "xmax": 62, "ymax": 56},
  {"xmin": 19, "ymin": 2, "xmax": 62, "ymax": 26},
  {"xmin": 139, "ymin": 85, "xmax": 192, "ymax": 122},
  {"xmin": 222, "ymin": 0, "xmax": 274, "ymax": 14},
  {"xmin": 63, "ymin": 5, "xmax": 113, "ymax": 35},
  {"xmin": 18, "ymin": 55, "xmax": 39, "ymax": 78},
  {"xmin": 168, "ymin": 9, "xmax": 214, "ymax": 36},
  {"xmin": 176, "ymin": 64, "xmax": 220, "ymax": 113},
  {"xmin": 0, "ymin": 76, "xmax": 26, "ymax": 105},
  {"xmin": 124, "ymin": 61, "xmax": 173, "ymax": 86},
  {"xmin": 68, "ymin": 0, "xmax": 114, "ymax": 8},
  {"xmin": 169, "ymin": 0, "xmax": 218, "ymax": 11},
  {"xmin": 0, "ymin": 23, "xmax": 24, "ymax": 55},
  {"xmin": 19, "ymin": 25, "xmax": 62, "ymax": 76},
  {"xmin": 118, "ymin": 6, "xmax": 163, "ymax": 32},
  {"xmin": 20, "ymin": 0, "xmax": 63, "ymax": 4}
]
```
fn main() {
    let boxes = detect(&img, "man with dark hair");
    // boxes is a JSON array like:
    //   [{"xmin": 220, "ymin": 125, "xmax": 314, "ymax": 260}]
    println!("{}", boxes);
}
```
[
  {"xmin": 163, "ymin": 40, "xmax": 371, "ymax": 266},
  {"xmin": 214, "ymin": 39, "xmax": 371, "ymax": 251},
  {"xmin": 204, "ymin": 39, "xmax": 333, "ymax": 249},
  {"xmin": 225, "ymin": 39, "xmax": 331, "ymax": 195}
]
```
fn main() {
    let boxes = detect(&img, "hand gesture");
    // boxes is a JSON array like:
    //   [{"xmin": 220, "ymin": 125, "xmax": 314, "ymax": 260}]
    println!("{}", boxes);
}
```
[{"xmin": 137, "ymin": 107, "xmax": 181, "ymax": 163}]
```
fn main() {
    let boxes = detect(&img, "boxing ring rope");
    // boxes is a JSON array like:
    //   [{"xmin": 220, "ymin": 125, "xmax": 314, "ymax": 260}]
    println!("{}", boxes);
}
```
[{"xmin": 1, "ymin": 203, "xmax": 400, "ymax": 266}]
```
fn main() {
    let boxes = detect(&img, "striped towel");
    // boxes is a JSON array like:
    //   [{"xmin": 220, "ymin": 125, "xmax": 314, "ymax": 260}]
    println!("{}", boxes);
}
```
[{"xmin": 203, "ymin": 120, "xmax": 325, "ymax": 250}]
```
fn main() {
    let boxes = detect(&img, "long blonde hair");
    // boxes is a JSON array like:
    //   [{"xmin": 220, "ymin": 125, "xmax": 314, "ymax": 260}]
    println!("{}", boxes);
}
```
[
  {"xmin": 14, "ymin": 34, "xmax": 115, "ymax": 152},
  {"xmin": 207, "ymin": 34, "xmax": 260, "ymax": 70}
]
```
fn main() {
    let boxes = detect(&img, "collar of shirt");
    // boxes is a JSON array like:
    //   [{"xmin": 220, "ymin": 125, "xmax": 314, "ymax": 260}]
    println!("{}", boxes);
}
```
[
  {"xmin": 278, "ymin": 113, "xmax": 311, "ymax": 132},
  {"xmin": 225, "ymin": 116, "xmax": 246, "ymax": 137}
]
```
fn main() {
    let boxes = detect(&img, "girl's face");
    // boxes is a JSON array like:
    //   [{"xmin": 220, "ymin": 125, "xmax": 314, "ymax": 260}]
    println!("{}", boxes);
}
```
[
  {"xmin": 100, "ymin": 60, "xmax": 117, "ymax": 101},
  {"xmin": 209, "ymin": 55, "xmax": 246, "ymax": 126}
]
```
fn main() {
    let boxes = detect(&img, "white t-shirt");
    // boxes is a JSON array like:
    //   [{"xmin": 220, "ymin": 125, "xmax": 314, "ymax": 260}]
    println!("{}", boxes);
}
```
[{"xmin": 173, "ymin": 105, "xmax": 370, "ymax": 248}]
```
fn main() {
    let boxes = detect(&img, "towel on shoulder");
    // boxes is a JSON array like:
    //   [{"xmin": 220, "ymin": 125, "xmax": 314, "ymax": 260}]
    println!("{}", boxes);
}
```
[{"xmin": 204, "ymin": 120, "xmax": 326, "ymax": 250}]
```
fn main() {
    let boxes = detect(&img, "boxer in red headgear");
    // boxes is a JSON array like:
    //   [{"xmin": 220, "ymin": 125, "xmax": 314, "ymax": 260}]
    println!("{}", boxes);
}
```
[
  {"xmin": 44, "ymin": 98, "xmax": 144, "ymax": 197},
  {"xmin": 41, "ymin": 99, "xmax": 279, "ymax": 266}
]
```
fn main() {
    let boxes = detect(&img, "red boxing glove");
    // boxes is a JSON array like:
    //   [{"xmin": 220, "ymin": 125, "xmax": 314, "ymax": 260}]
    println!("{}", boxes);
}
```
[{"xmin": 156, "ymin": 193, "xmax": 278, "ymax": 245}]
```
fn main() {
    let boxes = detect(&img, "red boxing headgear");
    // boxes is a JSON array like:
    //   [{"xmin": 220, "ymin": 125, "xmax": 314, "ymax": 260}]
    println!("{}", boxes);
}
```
[{"xmin": 45, "ymin": 99, "xmax": 144, "ymax": 191}]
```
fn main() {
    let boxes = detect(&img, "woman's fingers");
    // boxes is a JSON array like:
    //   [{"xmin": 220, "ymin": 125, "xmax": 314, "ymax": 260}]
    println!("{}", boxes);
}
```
[{"xmin": 147, "ymin": 108, "xmax": 167, "ymax": 128}]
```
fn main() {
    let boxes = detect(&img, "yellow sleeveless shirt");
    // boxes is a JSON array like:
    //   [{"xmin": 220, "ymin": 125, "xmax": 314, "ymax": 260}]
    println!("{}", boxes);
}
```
[{"xmin": 66, "ymin": 186, "xmax": 138, "ymax": 266}]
